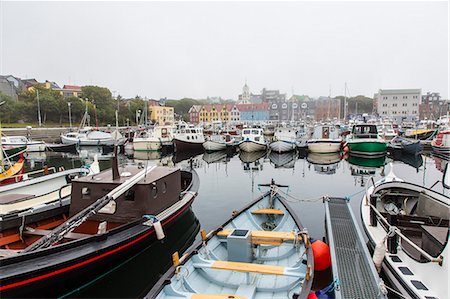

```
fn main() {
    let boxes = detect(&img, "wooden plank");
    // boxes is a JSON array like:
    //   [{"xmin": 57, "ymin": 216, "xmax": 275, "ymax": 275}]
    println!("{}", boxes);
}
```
[
  {"xmin": 191, "ymin": 295, "xmax": 246, "ymax": 299},
  {"xmin": 251, "ymin": 209, "xmax": 284, "ymax": 215},
  {"xmin": 211, "ymin": 260, "xmax": 285, "ymax": 275},
  {"xmin": 0, "ymin": 234, "xmax": 21, "ymax": 247}
]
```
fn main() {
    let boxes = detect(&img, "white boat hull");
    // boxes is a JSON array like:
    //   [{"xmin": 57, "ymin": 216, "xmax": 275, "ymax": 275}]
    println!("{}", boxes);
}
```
[
  {"xmin": 361, "ymin": 181, "xmax": 449, "ymax": 299},
  {"xmin": 239, "ymin": 140, "xmax": 267, "ymax": 152},
  {"xmin": 307, "ymin": 140, "xmax": 341, "ymax": 153},
  {"xmin": 133, "ymin": 139, "xmax": 161, "ymax": 151},
  {"xmin": 203, "ymin": 140, "xmax": 227, "ymax": 151},
  {"xmin": 269, "ymin": 140, "xmax": 296, "ymax": 153},
  {"xmin": 61, "ymin": 135, "xmax": 117, "ymax": 146}
]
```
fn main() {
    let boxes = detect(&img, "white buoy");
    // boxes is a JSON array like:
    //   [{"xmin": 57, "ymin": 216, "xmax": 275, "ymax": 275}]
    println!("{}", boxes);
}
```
[
  {"xmin": 153, "ymin": 219, "xmax": 165, "ymax": 240},
  {"xmin": 373, "ymin": 240, "xmax": 386, "ymax": 273},
  {"xmin": 88, "ymin": 155, "xmax": 100, "ymax": 175}
]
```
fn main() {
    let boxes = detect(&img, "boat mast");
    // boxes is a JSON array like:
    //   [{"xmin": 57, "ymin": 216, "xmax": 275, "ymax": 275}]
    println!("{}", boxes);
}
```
[{"xmin": 344, "ymin": 82, "xmax": 347, "ymax": 121}]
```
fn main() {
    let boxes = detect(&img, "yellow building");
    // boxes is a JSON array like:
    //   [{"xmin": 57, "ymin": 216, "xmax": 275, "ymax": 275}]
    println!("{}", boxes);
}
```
[
  {"xmin": 149, "ymin": 105, "xmax": 174, "ymax": 125},
  {"xmin": 197, "ymin": 104, "xmax": 234, "ymax": 123}
]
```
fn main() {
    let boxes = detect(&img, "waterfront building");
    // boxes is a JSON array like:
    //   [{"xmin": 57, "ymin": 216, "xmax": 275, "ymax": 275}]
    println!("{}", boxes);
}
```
[
  {"xmin": 420, "ymin": 92, "xmax": 448, "ymax": 120},
  {"xmin": 237, "ymin": 103, "xmax": 269, "ymax": 122},
  {"xmin": 188, "ymin": 105, "xmax": 202, "ymax": 123},
  {"xmin": 53, "ymin": 85, "xmax": 82, "ymax": 98},
  {"xmin": 314, "ymin": 97, "xmax": 341, "ymax": 121},
  {"xmin": 0, "ymin": 75, "xmax": 22, "ymax": 100},
  {"xmin": 149, "ymin": 105, "xmax": 174, "ymax": 125},
  {"xmin": 228, "ymin": 104, "xmax": 240, "ymax": 122},
  {"xmin": 261, "ymin": 88, "xmax": 286, "ymax": 103},
  {"xmin": 375, "ymin": 89, "xmax": 421, "ymax": 122},
  {"xmin": 269, "ymin": 101, "xmax": 296, "ymax": 121}
]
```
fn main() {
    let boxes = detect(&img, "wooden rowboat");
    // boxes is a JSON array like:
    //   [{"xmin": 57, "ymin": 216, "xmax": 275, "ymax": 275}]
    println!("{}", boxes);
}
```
[
  {"xmin": 0, "ymin": 156, "xmax": 25, "ymax": 184},
  {"xmin": 147, "ymin": 181, "xmax": 314, "ymax": 299}
]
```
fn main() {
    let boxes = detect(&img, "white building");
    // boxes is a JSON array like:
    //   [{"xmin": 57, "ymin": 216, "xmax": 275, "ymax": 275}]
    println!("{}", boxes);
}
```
[{"xmin": 376, "ymin": 89, "xmax": 421, "ymax": 122}]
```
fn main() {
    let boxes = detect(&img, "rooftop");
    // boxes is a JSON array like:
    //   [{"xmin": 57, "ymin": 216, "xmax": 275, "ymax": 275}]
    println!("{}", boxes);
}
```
[{"xmin": 379, "ymin": 89, "xmax": 421, "ymax": 95}]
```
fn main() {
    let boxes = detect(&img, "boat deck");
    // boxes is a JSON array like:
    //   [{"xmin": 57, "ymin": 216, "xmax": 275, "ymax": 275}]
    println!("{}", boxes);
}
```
[{"xmin": 324, "ymin": 197, "xmax": 386, "ymax": 299}]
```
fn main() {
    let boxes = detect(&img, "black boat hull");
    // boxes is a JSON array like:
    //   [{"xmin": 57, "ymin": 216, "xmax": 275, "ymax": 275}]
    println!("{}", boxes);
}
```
[
  {"xmin": 173, "ymin": 138, "xmax": 204, "ymax": 152},
  {"xmin": 0, "ymin": 199, "xmax": 196, "ymax": 298}
]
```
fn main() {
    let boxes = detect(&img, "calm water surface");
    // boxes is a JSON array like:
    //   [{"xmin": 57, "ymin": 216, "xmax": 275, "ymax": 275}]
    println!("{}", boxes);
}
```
[
  {"xmin": 26, "ymin": 148, "xmax": 448, "ymax": 240},
  {"xmin": 22, "ymin": 147, "xmax": 449, "ymax": 297}
]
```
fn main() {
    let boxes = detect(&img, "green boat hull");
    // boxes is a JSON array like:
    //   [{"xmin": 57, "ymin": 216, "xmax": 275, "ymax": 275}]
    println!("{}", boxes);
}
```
[
  {"xmin": 347, "ymin": 140, "xmax": 387, "ymax": 156},
  {"xmin": 3, "ymin": 146, "xmax": 27, "ymax": 157}
]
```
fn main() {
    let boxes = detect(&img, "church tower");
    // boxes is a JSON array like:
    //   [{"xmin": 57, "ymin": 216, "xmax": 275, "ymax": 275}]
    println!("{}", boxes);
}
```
[{"xmin": 239, "ymin": 81, "xmax": 251, "ymax": 104}]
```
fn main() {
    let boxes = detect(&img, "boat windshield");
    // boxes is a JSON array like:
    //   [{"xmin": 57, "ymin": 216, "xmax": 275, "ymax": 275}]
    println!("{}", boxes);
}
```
[{"xmin": 353, "ymin": 125, "xmax": 378, "ymax": 137}]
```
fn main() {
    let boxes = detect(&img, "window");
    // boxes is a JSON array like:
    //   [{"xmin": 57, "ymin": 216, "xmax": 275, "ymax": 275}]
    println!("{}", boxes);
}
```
[
  {"xmin": 152, "ymin": 184, "xmax": 158, "ymax": 198},
  {"xmin": 382, "ymin": 104, "xmax": 387, "ymax": 107},
  {"xmin": 393, "ymin": 96, "xmax": 398, "ymax": 99},
  {"xmin": 392, "ymin": 103, "xmax": 397, "ymax": 107},
  {"xmin": 82, "ymin": 187, "xmax": 90, "ymax": 199},
  {"xmin": 272, "ymin": 104, "xmax": 277, "ymax": 109},
  {"xmin": 412, "ymin": 103, "xmax": 418, "ymax": 106},
  {"xmin": 413, "ymin": 95, "xmax": 418, "ymax": 99},
  {"xmin": 402, "ymin": 103, "xmax": 407, "ymax": 106},
  {"xmin": 403, "ymin": 96, "xmax": 408, "ymax": 99},
  {"xmin": 282, "ymin": 103, "xmax": 287, "ymax": 109},
  {"xmin": 393, "ymin": 111, "xmax": 397, "ymax": 114},
  {"xmin": 383, "ymin": 96, "xmax": 387, "ymax": 100}
]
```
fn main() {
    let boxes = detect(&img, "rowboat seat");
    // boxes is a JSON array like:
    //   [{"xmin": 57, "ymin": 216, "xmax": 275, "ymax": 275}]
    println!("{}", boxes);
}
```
[
  {"xmin": 191, "ymin": 255, "xmax": 304, "ymax": 278},
  {"xmin": 217, "ymin": 229, "xmax": 297, "ymax": 245},
  {"xmin": 251, "ymin": 208, "xmax": 284, "ymax": 215}
]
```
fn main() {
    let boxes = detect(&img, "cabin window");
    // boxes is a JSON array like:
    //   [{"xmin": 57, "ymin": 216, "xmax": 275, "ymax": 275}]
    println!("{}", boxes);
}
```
[
  {"xmin": 252, "ymin": 130, "xmax": 259, "ymax": 134},
  {"xmin": 152, "ymin": 184, "xmax": 158, "ymax": 198},
  {"xmin": 186, "ymin": 136, "xmax": 190, "ymax": 140},
  {"xmin": 82, "ymin": 187, "xmax": 90, "ymax": 199},
  {"xmin": 125, "ymin": 189, "xmax": 135, "ymax": 201},
  {"xmin": 162, "ymin": 182, "xmax": 167, "ymax": 193},
  {"xmin": 243, "ymin": 130, "xmax": 250, "ymax": 134}
]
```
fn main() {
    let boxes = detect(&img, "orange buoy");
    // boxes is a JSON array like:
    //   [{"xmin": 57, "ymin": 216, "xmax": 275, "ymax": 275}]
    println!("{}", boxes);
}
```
[
  {"xmin": 312, "ymin": 240, "xmax": 331, "ymax": 271},
  {"xmin": 307, "ymin": 292, "xmax": 318, "ymax": 299}
]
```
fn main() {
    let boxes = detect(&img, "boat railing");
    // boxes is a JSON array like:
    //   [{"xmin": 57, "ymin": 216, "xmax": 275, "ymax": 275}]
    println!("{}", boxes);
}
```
[
  {"xmin": 367, "ymin": 200, "xmax": 444, "ymax": 265},
  {"xmin": 9, "ymin": 166, "xmax": 58, "ymax": 182}
]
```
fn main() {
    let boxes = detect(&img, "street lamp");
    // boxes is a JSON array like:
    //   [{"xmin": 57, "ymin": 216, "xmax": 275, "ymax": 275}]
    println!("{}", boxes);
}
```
[
  {"xmin": 37, "ymin": 90, "xmax": 42, "ymax": 127},
  {"xmin": 136, "ymin": 109, "xmax": 141, "ymax": 125},
  {"xmin": 68, "ymin": 102, "xmax": 72, "ymax": 130}
]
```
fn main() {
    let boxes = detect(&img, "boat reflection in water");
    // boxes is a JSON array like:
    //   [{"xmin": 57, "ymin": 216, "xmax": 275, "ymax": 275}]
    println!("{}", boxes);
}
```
[
  {"xmin": 307, "ymin": 152, "xmax": 341, "ymax": 175},
  {"xmin": 388, "ymin": 150, "xmax": 423, "ymax": 172},
  {"xmin": 268, "ymin": 151, "xmax": 297, "ymax": 169},
  {"xmin": 70, "ymin": 207, "xmax": 200, "ymax": 298},
  {"xmin": 202, "ymin": 150, "xmax": 228, "ymax": 164},
  {"xmin": 172, "ymin": 148, "xmax": 204, "ymax": 164},
  {"xmin": 347, "ymin": 154, "xmax": 386, "ymax": 186},
  {"xmin": 239, "ymin": 150, "xmax": 266, "ymax": 192}
]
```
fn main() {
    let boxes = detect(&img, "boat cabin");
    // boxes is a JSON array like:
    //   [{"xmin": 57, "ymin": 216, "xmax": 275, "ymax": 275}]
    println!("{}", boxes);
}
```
[
  {"xmin": 242, "ymin": 128, "xmax": 264, "ymax": 142},
  {"xmin": 70, "ymin": 166, "xmax": 188, "ymax": 224},
  {"xmin": 352, "ymin": 124, "xmax": 379, "ymax": 138},
  {"xmin": 311, "ymin": 125, "xmax": 340, "ymax": 140}
]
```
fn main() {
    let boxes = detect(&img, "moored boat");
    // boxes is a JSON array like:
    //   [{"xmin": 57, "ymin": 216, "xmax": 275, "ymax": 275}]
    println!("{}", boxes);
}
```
[
  {"xmin": 0, "ymin": 164, "xmax": 96, "ymax": 231},
  {"xmin": 61, "ymin": 127, "xmax": 123, "ymax": 146},
  {"xmin": 0, "ymin": 155, "xmax": 25, "ymax": 185},
  {"xmin": 239, "ymin": 128, "xmax": 267, "ymax": 152},
  {"xmin": 1, "ymin": 136, "xmax": 46, "ymax": 152},
  {"xmin": 269, "ymin": 127, "xmax": 298, "ymax": 153},
  {"xmin": 361, "ymin": 171, "xmax": 449, "ymax": 299},
  {"xmin": 0, "ymin": 163, "xmax": 199, "ymax": 298},
  {"xmin": 203, "ymin": 133, "xmax": 235, "ymax": 152},
  {"xmin": 146, "ymin": 181, "xmax": 314, "ymax": 299},
  {"xmin": 307, "ymin": 125, "xmax": 342, "ymax": 153},
  {"xmin": 346, "ymin": 124, "xmax": 387, "ymax": 157},
  {"xmin": 388, "ymin": 136, "xmax": 422, "ymax": 154},
  {"xmin": 173, "ymin": 122, "xmax": 205, "ymax": 152},
  {"xmin": 133, "ymin": 125, "xmax": 174, "ymax": 152},
  {"xmin": 431, "ymin": 130, "xmax": 450, "ymax": 156}
]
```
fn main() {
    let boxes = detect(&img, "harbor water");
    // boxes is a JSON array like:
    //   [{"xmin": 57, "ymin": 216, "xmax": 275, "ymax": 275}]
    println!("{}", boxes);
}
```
[{"xmin": 22, "ymin": 147, "xmax": 448, "ymax": 297}]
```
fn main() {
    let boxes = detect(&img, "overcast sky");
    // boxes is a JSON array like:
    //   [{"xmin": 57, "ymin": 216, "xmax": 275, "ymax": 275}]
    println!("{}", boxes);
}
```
[{"xmin": 1, "ymin": 1, "xmax": 448, "ymax": 100}]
